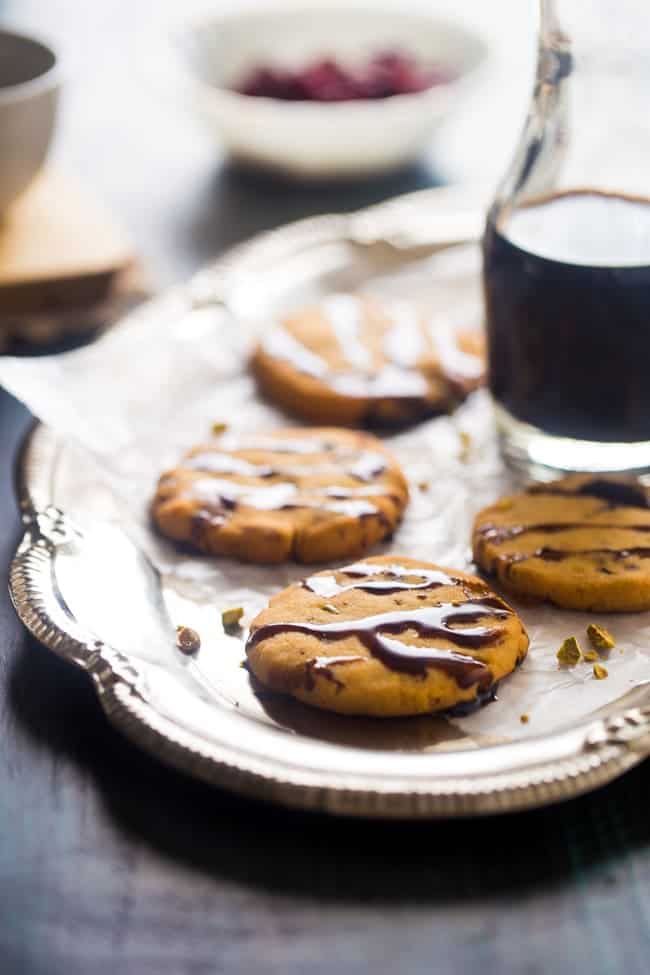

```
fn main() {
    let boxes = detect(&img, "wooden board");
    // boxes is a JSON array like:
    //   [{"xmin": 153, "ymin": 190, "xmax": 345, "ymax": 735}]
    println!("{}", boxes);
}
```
[{"xmin": 0, "ymin": 169, "xmax": 133, "ymax": 314}]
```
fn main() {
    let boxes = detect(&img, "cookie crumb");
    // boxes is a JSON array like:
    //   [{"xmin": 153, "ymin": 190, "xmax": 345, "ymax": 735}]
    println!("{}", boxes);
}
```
[
  {"xmin": 322, "ymin": 603, "xmax": 341, "ymax": 614},
  {"xmin": 586, "ymin": 623, "xmax": 615, "ymax": 651},
  {"xmin": 211, "ymin": 421, "xmax": 228, "ymax": 435},
  {"xmin": 593, "ymin": 663, "xmax": 609, "ymax": 680},
  {"xmin": 176, "ymin": 625, "xmax": 201, "ymax": 654},
  {"xmin": 418, "ymin": 480, "xmax": 430, "ymax": 491},
  {"xmin": 583, "ymin": 650, "xmax": 600, "ymax": 662},
  {"xmin": 459, "ymin": 430, "xmax": 472, "ymax": 460},
  {"xmin": 222, "ymin": 606, "xmax": 244, "ymax": 629},
  {"xmin": 520, "ymin": 713, "xmax": 529, "ymax": 724},
  {"xmin": 557, "ymin": 636, "xmax": 581, "ymax": 666}
]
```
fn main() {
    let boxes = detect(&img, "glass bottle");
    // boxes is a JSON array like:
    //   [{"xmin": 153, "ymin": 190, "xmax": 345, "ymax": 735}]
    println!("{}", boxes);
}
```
[{"xmin": 483, "ymin": 0, "xmax": 650, "ymax": 477}]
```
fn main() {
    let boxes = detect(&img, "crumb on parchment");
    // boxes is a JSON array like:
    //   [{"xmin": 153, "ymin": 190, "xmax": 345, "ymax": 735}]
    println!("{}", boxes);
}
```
[
  {"xmin": 593, "ymin": 663, "xmax": 609, "ymax": 680},
  {"xmin": 176, "ymin": 625, "xmax": 201, "ymax": 654},
  {"xmin": 520, "ymin": 713, "xmax": 529, "ymax": 724},
  {"xmin": 586, "ymin": 623, "xmax": 615, "ymax": 651},
  {"xmin": 458, "ymin": 430, "xmax": 472, "ymax": 461},
  {"xmin": 557, "ymin": 636, "xmax": 581, "ymax": 666},
  {"xmin": 211, "ymin": 422, "xmax": 228, "ymax": 435},
  {"xmin": 222, "ymin": 606, "xmax": 244, "ymax": 629}
]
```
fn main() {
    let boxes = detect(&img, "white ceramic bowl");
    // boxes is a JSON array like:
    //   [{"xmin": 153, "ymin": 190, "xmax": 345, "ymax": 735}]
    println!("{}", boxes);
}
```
[
  {"xmin": 165, "ymin": 1, "xmax": 487, "ymax": 179},
  {"xmin": 0, "ymin": 27, "xmax": 60, "ymax": 212}
]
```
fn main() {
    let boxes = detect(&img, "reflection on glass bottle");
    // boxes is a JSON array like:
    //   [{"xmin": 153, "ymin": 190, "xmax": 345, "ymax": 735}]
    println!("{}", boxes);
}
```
[{"xmin": 483, "ymin": 0, "xmax": 650, "ymax": 476}]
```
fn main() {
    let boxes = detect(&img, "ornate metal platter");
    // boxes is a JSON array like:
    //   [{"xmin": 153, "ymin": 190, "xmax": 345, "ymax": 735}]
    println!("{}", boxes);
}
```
[{"xmin": 7, "ymin": 187, "xmax": 650, "ymax": 817}]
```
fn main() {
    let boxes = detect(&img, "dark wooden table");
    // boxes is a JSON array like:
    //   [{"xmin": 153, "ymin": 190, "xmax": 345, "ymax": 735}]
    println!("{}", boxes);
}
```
[{"xmin": 2, "ymin": 3, "xmax": 650, "ymax": 972}]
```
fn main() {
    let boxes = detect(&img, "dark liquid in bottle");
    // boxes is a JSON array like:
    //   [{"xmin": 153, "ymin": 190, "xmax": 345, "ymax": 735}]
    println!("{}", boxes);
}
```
[{"xmin": 483, "ymin": 190, "xmax": 650, "ymax": 443}]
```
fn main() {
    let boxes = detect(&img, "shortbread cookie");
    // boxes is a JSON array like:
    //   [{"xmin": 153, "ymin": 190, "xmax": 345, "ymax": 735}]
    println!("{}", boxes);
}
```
[
  {"xmin": 473, "ymin": 475, "xmax": 650, "ymax": 611},
  {"xmin": 246, "ymin": 555, "xmax": 528, "ymax": 716},
  {"xmin": 152, "ymin": 427, "xmax": 408, "ymax": 564},
  {"xmin": 252, "ymin": 293, "xmax": 484, "ymax": 427}
]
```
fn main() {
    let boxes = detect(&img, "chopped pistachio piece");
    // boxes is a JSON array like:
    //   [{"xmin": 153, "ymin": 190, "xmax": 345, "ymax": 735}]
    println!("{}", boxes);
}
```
[
  {"xmin": 583, "ymin": 650, "xmax": 600, "ymax": 662},
  {"xmin": 322, "ymin": 603, "xmax": 341, "ymax": 614},
  {"xmin": 176, "ymin": 625, "xmax": 201, "ymax": 654},
  {"xmin": 520, "ymin": 713, "xmax": 529, "ymax": 724},
  {"xmin": 556, "ymin": 636, "xmax": 581, "ymax": 666},
  {"xmin": 222, "ymin": 606, "xmax": 244, "ymax": 628},
  {"xmin": 211, "ymin": 421, "xmax": 228, "ymax": 435},
  {"xmin": 593, "ymin": 663, "xmax": 609, "ymax": 680},
  {"xmin": 586, "ymin": 623, "xmax": 615, "ymax": 651},
  {"xmin": 459, "ymin": 430, "xmax": 472, "ymax": 460}
]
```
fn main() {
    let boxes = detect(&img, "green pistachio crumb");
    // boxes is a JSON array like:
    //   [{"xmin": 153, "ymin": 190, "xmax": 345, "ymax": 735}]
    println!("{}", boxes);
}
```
[
  {"xmin": 222, "ymin": 606, "xmax": 244, "ymax": 629},
  {"xmin": 211, "ymin": 421, "xmax": 228, "ymax": 435},
  {"xmin": 593, "ymin": 663, "xmax": 609, "ymax": 680},
  {"xmin": 586, "ymin": 623, "xmax": 615, "ymax": 651},
  {"xmin": 557, "ymin": 636, "xmax": 581, "ymax": 666},
  {"xmin": 520, "ymin": 713, "xmax": 529, "ymax": 724},
  {"xmin": 459, "ymin": 430, "xmax": 472, "ymax": 460}
]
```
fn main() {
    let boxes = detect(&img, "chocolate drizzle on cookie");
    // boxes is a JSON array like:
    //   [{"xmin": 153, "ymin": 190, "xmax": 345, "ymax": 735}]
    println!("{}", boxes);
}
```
[
  {"xmin": 247, "ymin": 563, "xmax": 513, "ymax": 688},
  {"xmin": 303, "ymin": 655, "xmax": 365, "ymax": 692},
  {"xmin": 475, "ymin": 477, "xmax": 650, "ymax": 576},
  {"xmin": 527, "ymin": 477, "xmax": 650, "ymax": 509},
  {"xmin": 247, "ymin": 604, "xmax": 503, "ymax": 687},
  {"xmin": 304, "ymin": 562, "xmax": 464, "ymax": 598}
]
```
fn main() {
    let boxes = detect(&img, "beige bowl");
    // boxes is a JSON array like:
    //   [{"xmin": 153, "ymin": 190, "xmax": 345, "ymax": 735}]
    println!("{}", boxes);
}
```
[
  {"xmin": 0, "ymin": 27, "xmax": 60, "ymax": 213},
  {"xmin": 159, "ymin": 1, "xmax": 488, "ymax": 179}
]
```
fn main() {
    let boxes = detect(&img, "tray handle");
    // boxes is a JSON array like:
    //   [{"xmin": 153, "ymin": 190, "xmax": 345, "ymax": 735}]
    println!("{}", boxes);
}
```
[{"xmin": 9, "ymin": 505, "xmax": 144, "ymax": 697}]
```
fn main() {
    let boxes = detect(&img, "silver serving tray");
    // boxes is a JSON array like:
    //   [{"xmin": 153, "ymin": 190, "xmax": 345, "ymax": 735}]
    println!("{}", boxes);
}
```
[{"xmin": 9, "ymin": 188, "xmax": 650, "ymax": 817}]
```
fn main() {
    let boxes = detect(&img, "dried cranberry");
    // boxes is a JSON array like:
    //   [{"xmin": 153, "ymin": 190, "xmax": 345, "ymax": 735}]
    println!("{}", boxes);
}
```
[{"xmin": 233, "ymin": 50, "xmax": 452, "ymax": 102}]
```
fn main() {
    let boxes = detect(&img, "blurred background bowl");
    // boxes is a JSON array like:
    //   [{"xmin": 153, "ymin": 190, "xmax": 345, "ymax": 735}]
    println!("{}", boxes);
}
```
[
  {"xmin": 0, "ymin": 27, "xmax": 60, "ymax": 213},
  {"xmin": 161, "ymin": 1, "xmax": 488, "ymax": 179}
]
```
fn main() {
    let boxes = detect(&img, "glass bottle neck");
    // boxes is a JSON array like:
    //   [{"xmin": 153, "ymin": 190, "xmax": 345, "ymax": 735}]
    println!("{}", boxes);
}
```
[{"xmin": 493, "ymin": 0, "xmax": 650, "ymax": 216}]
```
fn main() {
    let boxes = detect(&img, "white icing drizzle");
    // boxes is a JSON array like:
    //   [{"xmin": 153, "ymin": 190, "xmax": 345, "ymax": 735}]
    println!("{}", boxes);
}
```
[
  {"xmin": 262, "ymin": 327, "xmax": 327, "ymax": 378},
  {"xmin": 382, "ymin": 301, "xmax": 425, "ymax": 368},
  {"xmin": 428, "ymin": 314, "xmax": 483, "ymax": 381},
  {"xmin": 187, "ymin": 478, "xmax": 379, "ymax": 517},
  {"xmin": 322, "ymin": 294, "xmax": 373, "ymax": 371}
]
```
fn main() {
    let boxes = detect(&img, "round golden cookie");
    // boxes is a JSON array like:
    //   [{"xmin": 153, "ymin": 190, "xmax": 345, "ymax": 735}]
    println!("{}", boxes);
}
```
[
  {"xmin": 473, "ymin": 474, "xmax": 650, "ymax": 612},
  {"xmin": 151, "ymin": 427, "xmax": 408, "ymax": 564},
  {"xmin": 251, "ymin": 293, "xmax": 484, "ymax": 427},
  {"xmin": 246, "ymin": 555, "xmax": 529, "ymax": 717}
]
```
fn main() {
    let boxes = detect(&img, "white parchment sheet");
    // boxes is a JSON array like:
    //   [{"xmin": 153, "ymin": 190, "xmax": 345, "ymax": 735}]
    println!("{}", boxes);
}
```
[{"xmin": 2, "ymin": 245, "xmax": 649, "ymax": 747}]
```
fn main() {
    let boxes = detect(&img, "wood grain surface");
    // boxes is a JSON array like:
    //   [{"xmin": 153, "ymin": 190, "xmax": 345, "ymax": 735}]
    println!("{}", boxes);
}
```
[{"xmin": 2, "ymin": 2, "xmax": 650, "ymax": 973}]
